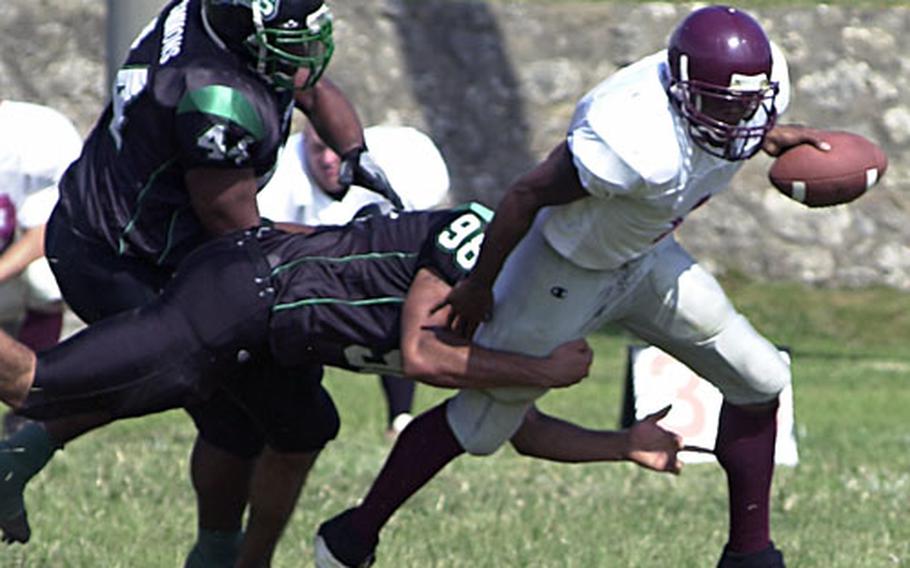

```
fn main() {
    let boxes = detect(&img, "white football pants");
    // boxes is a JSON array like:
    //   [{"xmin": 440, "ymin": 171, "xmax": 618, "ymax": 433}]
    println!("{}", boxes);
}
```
[
  {"xmin": 447, "ymin": 224, "xmax": 790, "ymax": 455},
  {"xmin": 0, "ymin": 257, "xmax": 64, "ymax": 333}
]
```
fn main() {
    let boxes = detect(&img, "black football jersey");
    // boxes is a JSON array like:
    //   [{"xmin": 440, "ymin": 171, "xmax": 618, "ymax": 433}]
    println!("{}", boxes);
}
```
[
  {"xmin": 265, "ymin": 204, "xmax": 492, "ymax": 373},
  {"xmin": 57, "ymin": 0, "xmax": 293, "ymax": 270}
]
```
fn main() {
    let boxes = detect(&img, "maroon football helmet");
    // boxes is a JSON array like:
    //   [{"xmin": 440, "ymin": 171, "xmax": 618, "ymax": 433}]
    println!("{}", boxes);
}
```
[{"xmin": 667, "ymin": 6, "xmax": 779, "ymax": 160}]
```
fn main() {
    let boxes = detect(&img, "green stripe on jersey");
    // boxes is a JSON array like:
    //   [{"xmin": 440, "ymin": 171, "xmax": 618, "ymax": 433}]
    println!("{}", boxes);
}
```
[
  {"xmin": 177, "ymin": 85, "xmax": 265, "ymax": 140},
  {"xmin": 270, "ymin": 251, "xmax": 417, "ymax": 276},
  {"xmin": 118, "ymin": 157, "xmax": 177, "ymax": 255},
  {"xmin": 272, "ymin": 296, "xmax": 405, "ymax": 313},
  {"xmin": 458, "ymin": 201, "xmax": 494, "ymax": 222}
]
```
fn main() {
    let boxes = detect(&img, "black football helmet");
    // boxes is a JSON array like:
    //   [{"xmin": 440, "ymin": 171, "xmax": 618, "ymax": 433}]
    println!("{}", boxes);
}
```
[
  {"xmin": 202, "ymin": 0, "xmax": 334, "ymax": 90},
  {"xmin": 667, "ymin": 5, "xmax": 779, "ymax": 161}
]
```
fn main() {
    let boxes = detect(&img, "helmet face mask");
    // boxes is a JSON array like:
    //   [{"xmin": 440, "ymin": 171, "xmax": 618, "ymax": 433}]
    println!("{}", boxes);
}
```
[
  {"xmin": 246, "ymin": 2, "xmax": 334, "ymax": 90},
  {"xmin": 204, "ymin": 0, "xmax": 335, "ymax": 91},
  {"xmin": 667, "ymin": 6, "xmax": 779, "ymax": 161},
  {"xmin": 670, "ymin": 74, "xmax": 779, "ymax": 161}
]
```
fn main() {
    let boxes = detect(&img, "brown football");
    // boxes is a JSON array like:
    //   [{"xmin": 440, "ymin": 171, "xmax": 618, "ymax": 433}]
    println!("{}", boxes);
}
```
[{"xmin": 768, "ymin": 131, "xmax": 887, "ymax": 207}]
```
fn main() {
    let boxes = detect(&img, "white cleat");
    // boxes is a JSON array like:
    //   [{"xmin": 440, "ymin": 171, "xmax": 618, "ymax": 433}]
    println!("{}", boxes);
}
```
[{"xmin": 314, "ymin": 534, "xmax": 354, "ymax": 568}]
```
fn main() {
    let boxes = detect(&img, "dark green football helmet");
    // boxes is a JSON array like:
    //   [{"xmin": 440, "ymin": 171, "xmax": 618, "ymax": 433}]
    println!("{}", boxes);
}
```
[{"xmin": 203, "ymin": 0, "xmax": 334, "ymax": 90}]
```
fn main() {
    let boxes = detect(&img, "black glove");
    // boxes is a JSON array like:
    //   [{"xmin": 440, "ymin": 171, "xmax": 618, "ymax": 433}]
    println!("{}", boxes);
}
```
[{"xmin": 339, "ymin": 146, "xmax": 404, "ymax": 210}]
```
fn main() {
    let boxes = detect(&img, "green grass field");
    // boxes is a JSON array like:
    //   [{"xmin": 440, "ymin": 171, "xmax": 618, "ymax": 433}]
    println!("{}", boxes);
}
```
[{"xmin": 3, "ymin": 277, "xmax": 909, "ymax": 567}]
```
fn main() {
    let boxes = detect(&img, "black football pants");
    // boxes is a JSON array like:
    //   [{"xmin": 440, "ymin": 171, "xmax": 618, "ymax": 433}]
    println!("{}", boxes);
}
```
[{"xmin": 37, "ymin": 224, "xmax": 339, "ymax": 454}]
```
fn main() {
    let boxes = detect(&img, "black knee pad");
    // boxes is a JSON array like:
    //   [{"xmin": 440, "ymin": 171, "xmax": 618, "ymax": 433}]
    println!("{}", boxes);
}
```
[{"xmin": 187, "ymin": 392, "xmax": 266, "ymax": 459}]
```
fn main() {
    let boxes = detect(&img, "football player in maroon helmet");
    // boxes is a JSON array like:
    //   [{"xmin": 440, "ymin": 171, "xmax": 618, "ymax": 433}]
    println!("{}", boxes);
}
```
[{"xmin": 316, "ymin": 7, "xmax": 829, "ymax": 568}]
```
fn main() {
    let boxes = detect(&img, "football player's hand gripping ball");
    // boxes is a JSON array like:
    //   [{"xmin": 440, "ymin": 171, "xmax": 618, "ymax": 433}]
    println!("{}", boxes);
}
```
[{"xmin": 762, "ymin": 125, "xmax": 831, "ymax": 157}]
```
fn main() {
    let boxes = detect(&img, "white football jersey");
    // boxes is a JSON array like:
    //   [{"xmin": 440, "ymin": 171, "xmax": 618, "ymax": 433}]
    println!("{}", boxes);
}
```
[
  {"xmin": 258, "ymin": 125, "xmax": 450, "ymax": 225},
  {"xmin": 0, "ymin": 101, "xmax": 82, "ymax": 230},
  {"xmin": 0, "ymin": 100, "xmax": 80, "ymax": 316},
  {"xmin": 543, "ymin": 45, "xmax": 790, "ymax": 270}
]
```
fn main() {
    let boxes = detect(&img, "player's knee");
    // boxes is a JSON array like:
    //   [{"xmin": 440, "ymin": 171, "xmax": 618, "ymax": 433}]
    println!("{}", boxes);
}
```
[
  {"xmin": 446, "ymin": 389, "xmax": 540, "ymax": 456},
  {"xmin": 457, "ymin": 432, "xmax": 506, "ymax": 456},
  {"xmin": 261, "ymin": 446, "xmax": 321, "ymax": 476},
  {"xmin": 742, "ymin": 340, "xmax": 790, "ymax": 402},
  {"xmin": 712, "ymin": 315, "xmax": 791, "ymax": 405},
  {"xmin": 191, "ymin": 408, "xmax": 266, "ymax": 460},
  {"xmin": 759, "ymin": 353, "xmax": 790, "ymax": 398},
  {"xmin": 729, "ymin": 347, "xmax": 790, "ymax": 405}
]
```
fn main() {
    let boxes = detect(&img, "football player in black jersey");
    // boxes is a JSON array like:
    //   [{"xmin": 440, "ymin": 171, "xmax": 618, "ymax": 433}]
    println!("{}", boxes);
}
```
[
  {"xmin": 0, "ymin": 205, "xmax": 683, "ymax": 564},
  {"xmin": 0, "ymin": 0, "xmax": 400, "ymax": 564}
]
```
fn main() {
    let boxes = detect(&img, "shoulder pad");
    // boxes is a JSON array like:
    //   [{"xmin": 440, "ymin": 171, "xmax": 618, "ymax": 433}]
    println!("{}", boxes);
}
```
[
  {"xmin": 177, "ymin": 85, "xmax": 265, "ymax": 141},
  {"xmin": 573, "ymin": 52, "xmax": 681, "ymax": 185}
]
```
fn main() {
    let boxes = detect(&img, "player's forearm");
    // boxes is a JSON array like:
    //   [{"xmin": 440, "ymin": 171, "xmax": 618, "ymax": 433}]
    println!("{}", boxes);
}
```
[
  {"xmin": 471, "ymin": 142, "xmax": 586, "ymax": 288},
  {"xmin": 0, "ymin": 226, "xmax": 45, "ymax": 282},
  {"xmin": 296, "ymin": 77, "xmax": 364, "ymax": 156},
  {"xmin": 402, "ymin": 327, "xmax": 560, "ymax": 390},
  {"xmin": 510, "ymin": 406, "xmax": 630, "ymax": 463},
  {"xmin": 469, "ymin": 186, "xmax": 540, "ymax": 288},
  {"xmin": 401, "ymin": 269, "xmax": 586, "ymax": 389}
]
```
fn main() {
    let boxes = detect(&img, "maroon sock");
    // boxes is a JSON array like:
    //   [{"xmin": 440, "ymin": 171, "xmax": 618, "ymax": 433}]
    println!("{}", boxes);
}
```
[
  {"xmin": 349, "ymin": 402, "xmax": 465, "ymax": 541},
  {"xmin": 714, "ymin": 399, "xmax": 779, "ymax": 554},
  {"xmin": 17, "ymin": 309, "xmax": 63, "ymax": 352}
]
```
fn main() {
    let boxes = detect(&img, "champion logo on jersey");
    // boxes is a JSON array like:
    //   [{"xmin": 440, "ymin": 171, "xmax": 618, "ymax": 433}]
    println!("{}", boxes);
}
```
[{"xmin": 550, "ymin": 286, "xmax": 568, "ymax": 299}]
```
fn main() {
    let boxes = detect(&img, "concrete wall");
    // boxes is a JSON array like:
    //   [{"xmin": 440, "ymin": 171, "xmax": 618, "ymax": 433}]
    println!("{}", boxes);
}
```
[{"xmin": 2, "ymin": 1, "xmax": 909, "ymax": 289}]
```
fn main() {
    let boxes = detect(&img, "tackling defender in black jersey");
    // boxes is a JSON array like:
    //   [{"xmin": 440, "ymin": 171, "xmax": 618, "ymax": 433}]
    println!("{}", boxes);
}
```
[
  {"xmin": 50, "ymin": 0, "xmax": 353, "ymax": 314},
  {"xmin": 11, "ymin": 206, "xmax": 586, "ymax": 430},
  {"xmin": 1, "ymin": 0, "xmax": 401, "ymax": 564},
  {"xmin": 0, "ymin": 206, "xmax": 682, "ymax": 563}
]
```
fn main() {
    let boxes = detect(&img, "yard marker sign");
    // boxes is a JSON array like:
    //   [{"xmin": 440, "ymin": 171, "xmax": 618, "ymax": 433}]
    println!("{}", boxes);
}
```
[{"xmin": 621, "ymin": 345, "xmax": 799, "ymax": 465}]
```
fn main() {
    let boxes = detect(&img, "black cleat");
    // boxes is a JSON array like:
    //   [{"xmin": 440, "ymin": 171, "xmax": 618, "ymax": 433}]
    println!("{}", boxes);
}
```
[
  {"xmin": 0, "ymin": 508, "xmax": 30, "ymax": 544},
  {"xmin": 718, "ymin": 542, "xmax": 785, "ymax": 568},
  {"xmin": 314, "ymin": 509, "xmax": 377, "ymax": 568},
  {"xmin": 0, "ymin": 459, "xmax": 31, "ymax": 545},
  {"xmin": 2, "ymin": 413, "xmax": 32, "ymax": 439}
]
